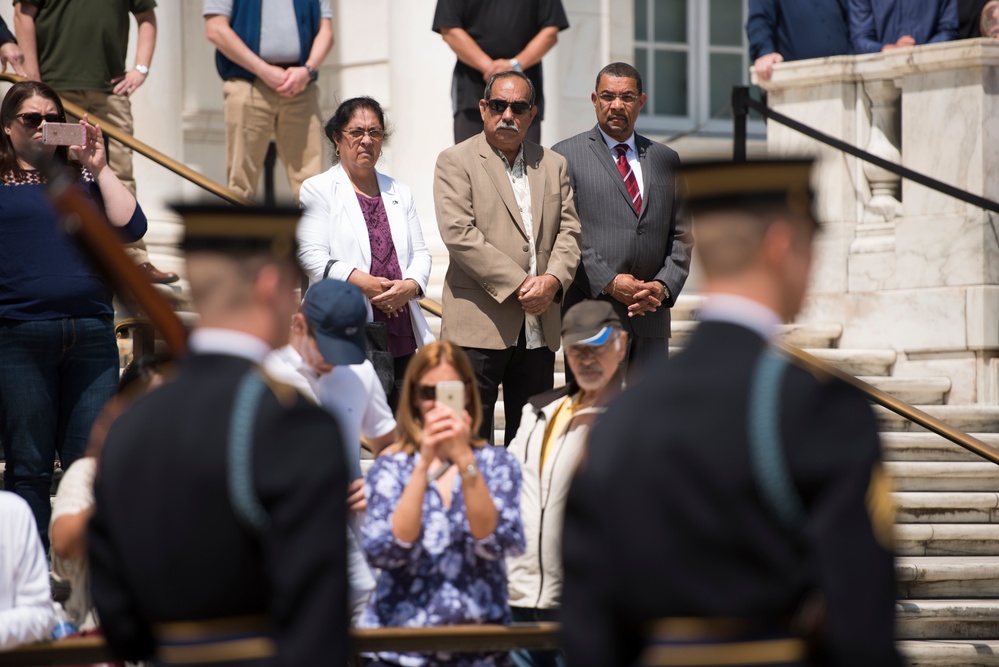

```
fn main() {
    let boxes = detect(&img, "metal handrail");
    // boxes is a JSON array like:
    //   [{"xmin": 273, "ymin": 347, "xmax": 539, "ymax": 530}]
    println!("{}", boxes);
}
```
[
  {"xmin": 416, "ymin": 298, "xmax": 999, "ymax": 465},
  {"xmin": 731, "ymin": 85, "xmax": 999, "ymax": 214},
  {"xmin": 0, "ymin": 73, "xmax": 251, "ymax": 206}
]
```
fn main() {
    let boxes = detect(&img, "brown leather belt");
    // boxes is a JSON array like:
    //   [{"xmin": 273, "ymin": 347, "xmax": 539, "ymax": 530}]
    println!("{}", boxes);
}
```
[
  {"xmin": 639, "ymin": 618, "xmax": 808, "ymax": 666},
  {"xmin": 154, "ymin": 615, "xmax": 276, "ymax": 665}
]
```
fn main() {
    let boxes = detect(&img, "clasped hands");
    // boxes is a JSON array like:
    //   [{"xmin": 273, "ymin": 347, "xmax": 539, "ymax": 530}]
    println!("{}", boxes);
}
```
[
  {"xmin": 518, "ymin": 274, "xmax": 559, "ymax": 317},
  {"xmin": 356, "ymin": 272, "xmax": 420, "ymax": 318},
  {"xmin": 606, "ymin": 274, "xmax": 665, "ymax": 317},
  {"xmin": 259, "ymin": 64, "xmax": 313, "ymax": 97}
]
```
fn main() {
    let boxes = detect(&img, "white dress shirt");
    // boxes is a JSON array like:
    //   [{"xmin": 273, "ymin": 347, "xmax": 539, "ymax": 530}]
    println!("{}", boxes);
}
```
[{"xmin": 697, "ymin": 294, "xmax": 782, "ymax": 340}]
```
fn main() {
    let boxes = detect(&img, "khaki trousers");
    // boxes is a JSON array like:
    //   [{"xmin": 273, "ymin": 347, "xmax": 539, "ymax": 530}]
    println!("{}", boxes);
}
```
[
  {"xmin": 222, "ymin": 78, "xmax": 323, "ymax": 203},
  {"xmin": 60, "ymin": 89, "xmax": 148, "ymax": 262}
]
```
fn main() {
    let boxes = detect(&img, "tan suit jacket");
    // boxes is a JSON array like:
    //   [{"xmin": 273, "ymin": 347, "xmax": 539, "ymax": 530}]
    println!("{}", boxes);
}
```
[{"xmin": 434, "ymin": 133, "xmax": 582, "ymax": 352}]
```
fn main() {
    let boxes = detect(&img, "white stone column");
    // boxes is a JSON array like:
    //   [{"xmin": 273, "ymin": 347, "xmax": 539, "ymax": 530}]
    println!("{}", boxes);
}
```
[
  {"xmin": 859, "ymin": 79, "xmax": 902, "ymax": 226},
  {"xmin": 387, "ymin": 0, "xmax": 457, "ymax": 302},
  {"xmin": 129, "ymin": 2, "xmax": 186, "ymax": 276}
]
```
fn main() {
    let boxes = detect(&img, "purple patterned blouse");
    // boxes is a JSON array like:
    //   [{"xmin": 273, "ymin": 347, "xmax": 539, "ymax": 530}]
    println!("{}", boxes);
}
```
[{"xmin": 357, "ymin": 192, "xmax": 418, "ymax": 358}]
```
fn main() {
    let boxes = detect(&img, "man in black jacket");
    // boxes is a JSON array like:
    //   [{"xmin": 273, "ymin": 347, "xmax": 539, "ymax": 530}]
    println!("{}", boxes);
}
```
[
  {"xmin": 89, "ymin": 205, "xmax": 350, "ymax": 666},
  {"xmin": 561, "ymin": 160, "xmax": 902, "ymax": 667}
]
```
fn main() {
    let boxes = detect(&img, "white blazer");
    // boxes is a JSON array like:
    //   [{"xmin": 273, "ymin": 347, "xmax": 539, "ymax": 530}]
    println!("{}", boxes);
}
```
[{"xmin": 297, "ymin": 164, "xmax": 435, "ymax": 347}]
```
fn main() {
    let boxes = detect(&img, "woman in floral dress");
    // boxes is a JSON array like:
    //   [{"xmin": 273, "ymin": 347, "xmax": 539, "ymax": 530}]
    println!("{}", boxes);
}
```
[{"xmin": 360, "ymin": 341, "xmax": 525, "ymax": 667}]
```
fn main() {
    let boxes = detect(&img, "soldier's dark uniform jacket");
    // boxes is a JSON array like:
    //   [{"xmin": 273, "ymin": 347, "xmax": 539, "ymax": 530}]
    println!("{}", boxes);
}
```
[
  {"xmin": 560, "ymin": 159, "xmax": 902, "ymax": 667},
  {"xmin": 560, "ymin": 321, "xmax": 902, "ymax": 667},
  {"xmin": 89, "ymin": 352, "xmax": 349, "ymax": 666},
  {"xmin": 88, "ymin": 205, "xmax": 349, "ymax": 667}
]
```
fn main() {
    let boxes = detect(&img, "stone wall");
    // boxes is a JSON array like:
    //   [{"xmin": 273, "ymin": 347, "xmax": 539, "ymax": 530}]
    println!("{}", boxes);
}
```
[{"xmin": 759, "ymin": 39, "xmax": 999, "ymax": 404}]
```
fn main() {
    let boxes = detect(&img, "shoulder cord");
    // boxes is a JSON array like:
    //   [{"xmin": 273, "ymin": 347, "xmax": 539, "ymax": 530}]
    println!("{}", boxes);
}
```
[
  {"xmin": 748, "ymin": 349, "xmax": 806, "ymax": 531},
  {"xmin": 228, "ymin": 371, "xmax": 271, "ymax": 534}
]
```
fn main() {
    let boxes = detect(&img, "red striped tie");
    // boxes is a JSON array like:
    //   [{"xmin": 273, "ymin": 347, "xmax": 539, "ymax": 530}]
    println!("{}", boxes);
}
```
[{"xmin": 615, "ymin": 144, "xmax": 641, "ymax": 212}]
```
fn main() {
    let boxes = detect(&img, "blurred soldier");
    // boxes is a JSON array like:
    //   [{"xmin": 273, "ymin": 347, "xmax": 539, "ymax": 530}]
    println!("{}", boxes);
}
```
[
  {"xmin": 88, "ymin": 205, "xmax": 350, "ymax": 666},
  {"xmin": 561, "ymin": 160, "xmax": 902, "ymax": 667}
]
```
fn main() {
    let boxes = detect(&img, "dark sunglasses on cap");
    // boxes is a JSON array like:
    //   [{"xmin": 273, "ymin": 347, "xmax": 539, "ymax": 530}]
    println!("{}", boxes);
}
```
[
  {"xmin": 486, "ymin": 99, "xmax": 532, "ymax": 115},
  {"xmin": 16, "ymin": 112, "xmax": 64, "ymax": 130}
]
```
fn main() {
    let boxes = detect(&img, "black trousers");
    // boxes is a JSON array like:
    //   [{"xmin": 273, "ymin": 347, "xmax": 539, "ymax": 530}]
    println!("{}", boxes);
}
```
[
  {"xmin": 454, "ymin": 108, "xmax": 541, "ymax": 145},
  {"xmin": 464, "ymin": 328, "xmax": 554, "ymax": 445}
]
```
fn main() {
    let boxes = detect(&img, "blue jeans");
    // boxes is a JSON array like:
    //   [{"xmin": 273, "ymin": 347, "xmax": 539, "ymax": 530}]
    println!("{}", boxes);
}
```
[
  {"xmin": 0, "ymin": 317, "xmax": 118, "ymax": 549},
  {"xmin": 510, "ymin": 607, "xmax": 566, "ymax": 667}
]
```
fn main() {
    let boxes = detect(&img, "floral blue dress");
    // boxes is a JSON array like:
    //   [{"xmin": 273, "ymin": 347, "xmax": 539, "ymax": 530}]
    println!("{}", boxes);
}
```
[{"xmin": 360, "ymin": 445, "xmax": 526, "ymax": 667}]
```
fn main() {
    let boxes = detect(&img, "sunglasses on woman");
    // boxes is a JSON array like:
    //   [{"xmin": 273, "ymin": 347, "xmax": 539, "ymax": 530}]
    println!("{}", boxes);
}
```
[{"xmin": 16, "ymin": 112, "xmax": 64, "ymax": 130}]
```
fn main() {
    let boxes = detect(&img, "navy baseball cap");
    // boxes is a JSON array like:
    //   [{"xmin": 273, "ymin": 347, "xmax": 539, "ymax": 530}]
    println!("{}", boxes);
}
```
[{"xmin": 302, "ymin": 280, "xmax": 368, "ymax": 366}]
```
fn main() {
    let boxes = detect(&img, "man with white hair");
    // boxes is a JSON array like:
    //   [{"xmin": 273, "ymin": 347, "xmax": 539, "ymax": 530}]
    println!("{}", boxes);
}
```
[{"xmin": 506, "ymin": 300, "xmax": 627, "ymax": 667}]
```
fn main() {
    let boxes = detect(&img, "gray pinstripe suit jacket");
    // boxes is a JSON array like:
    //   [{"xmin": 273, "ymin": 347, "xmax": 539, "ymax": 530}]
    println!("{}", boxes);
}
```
[{"xmin": 552, "ymin": 125, "xmax": 693, "ymax": 339}]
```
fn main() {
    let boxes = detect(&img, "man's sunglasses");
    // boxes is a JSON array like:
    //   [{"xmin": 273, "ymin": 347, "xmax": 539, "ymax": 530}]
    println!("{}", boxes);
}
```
[
  {"xmin": 486, "ymin": 99, "xmax": 532, "ymax": 115},
  {"xmin": 16, "ymin": 112, "xmax": 63, "ymax": 129}
]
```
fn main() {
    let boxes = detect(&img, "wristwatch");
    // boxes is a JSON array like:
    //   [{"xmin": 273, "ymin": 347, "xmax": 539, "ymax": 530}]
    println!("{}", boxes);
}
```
[
  {"xmin": 134, "ymin": 64, "xmax": 150, "ymax": 76},
  {"xmin": 460, "ymin": 462, "xmax": 480, "ymax": 480},
  {"xmin": 305, "ymin": 65, "xmax": 319, "ymax": 82},
  {"xmin": 509, "ymin": 58, "xmax": 523, "ymax": 72}
]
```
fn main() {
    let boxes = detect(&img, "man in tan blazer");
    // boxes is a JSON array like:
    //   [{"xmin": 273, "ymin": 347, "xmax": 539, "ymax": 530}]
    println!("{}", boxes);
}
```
[{"xmin": 434, "ymin": 70, "xmax": 581, "ymax": 443}]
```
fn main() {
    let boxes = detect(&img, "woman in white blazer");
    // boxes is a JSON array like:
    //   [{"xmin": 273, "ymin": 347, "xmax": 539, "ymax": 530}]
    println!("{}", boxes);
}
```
[{"xmin": 298, "ymin": 97, "xmax": 434, "ymax": 406}]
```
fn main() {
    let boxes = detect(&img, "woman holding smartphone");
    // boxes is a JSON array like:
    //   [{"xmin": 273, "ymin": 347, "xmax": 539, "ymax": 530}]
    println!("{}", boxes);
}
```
[
  {"xmin": 360, "ymin": 341, "xmax": 525, "ymax": 667},
  {"xmin": 0, "ymin": 81, "xmax": 146, "ymax": 549}
]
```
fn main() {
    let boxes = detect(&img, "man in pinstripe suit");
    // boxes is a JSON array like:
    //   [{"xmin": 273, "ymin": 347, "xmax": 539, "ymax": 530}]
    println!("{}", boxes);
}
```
[{"xmin": 553, "ymin": 62, "xmax": 693, "ymax": 375}]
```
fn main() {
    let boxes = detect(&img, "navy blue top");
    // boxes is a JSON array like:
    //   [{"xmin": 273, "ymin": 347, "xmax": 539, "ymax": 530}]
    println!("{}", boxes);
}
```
[
  {"xmin": 0, "ymin": 169, "xmax": 147, "ymax": 320},
  {"xmin": 0, "ymin": 16, "xmax": 15, "ymax": 45},
  {"xmin": 848, "ymin": 0, "xmax": 959, "ymax": 53},
  {"xmin": 748, "ymin": 0, "xmax": 853, "ymax": 61}
]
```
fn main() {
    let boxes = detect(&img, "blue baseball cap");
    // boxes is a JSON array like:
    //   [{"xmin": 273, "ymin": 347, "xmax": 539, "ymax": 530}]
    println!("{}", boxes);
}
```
[{"xmin": 302, "ymin": 279, "xmax": 368, "ymax": 366}]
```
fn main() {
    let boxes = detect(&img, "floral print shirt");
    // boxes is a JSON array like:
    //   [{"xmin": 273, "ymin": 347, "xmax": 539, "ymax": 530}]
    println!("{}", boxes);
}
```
[{"xmin": 359, "ymin": 445, "xmax": 526, "ymax": 667}]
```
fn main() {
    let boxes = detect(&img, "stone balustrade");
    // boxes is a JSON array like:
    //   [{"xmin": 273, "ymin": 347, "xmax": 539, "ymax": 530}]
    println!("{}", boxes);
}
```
[{"xmin": 758, "ymin": 39, "xmax": 999, "ymax": 404}]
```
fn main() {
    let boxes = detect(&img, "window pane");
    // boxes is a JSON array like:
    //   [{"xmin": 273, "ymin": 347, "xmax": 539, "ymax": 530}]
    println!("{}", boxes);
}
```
[
  {"xmin": 654, "ymin": 50, "xmax": 688, "ymax": 116},
  {"xmin": 709, "ymin": 53, "xmax": 745, "ymax": 119},
  {"xmin": 635, "ymin": 0, "xmax": 648, "ymax": 41},
  {"xmin": 710, "ymin": 0, "xmax": 744, "ymax": 47},
  {"xmin": 654, "ymin": 0, "xmax": 686, "ymax": 44},
  {"xmin": 635, "ymin": 48, "xmax": 651, "ymax": 115}
]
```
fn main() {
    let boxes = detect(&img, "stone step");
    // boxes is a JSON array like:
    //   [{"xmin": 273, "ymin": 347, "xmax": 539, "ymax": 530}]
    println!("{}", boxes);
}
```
[
  {"xmin": 886, "ymin": 462, "xmax": 999, "ymax": 492},
  {"xmin": 895, "ymin": 524, "xmax": 999, "ymax": 556},
  {"xmin": 808, "ymin": 348, "xmax": 896, "ymax": 376},
  {"xmin": 670, "ymin": 346, "xmax": 897, "ymax": 376},
  {"xmin": 670, "ymin": 294, "xmax": 704, "ymax": 322},
  {"xmin": 859, "ymin": 376, "xmax": 951, "ymax": 405},
  {"xmin": 670, "ymin": 321, "xmax": 843, "ymax": 350},
  {"xmin": 897, "ymin": 600, "xmax": 999, "ymax": 639},
  {"xmin": 897, "ymin": 557, "xmax": 999, "ymax": 599},
  {"xmin": 877, "ymin": 405, "xmax": 999, "ymax": 433},
  {"xmin": 898, "ymin": 639, "xmax": 999, "ymax": 666},
  {"xmin": 881, "ymin": 433, "xmax": 999, "ymax": 463},
  {"xmin": 893, "ymin": 493, "xmax": 999, "ymax": 523}
]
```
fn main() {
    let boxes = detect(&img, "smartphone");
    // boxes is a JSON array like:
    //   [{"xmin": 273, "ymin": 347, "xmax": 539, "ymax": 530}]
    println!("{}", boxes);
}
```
[
  {"xmin": 42, "ymin": 123, "xmax": 86, "ymax": 146},
  {"xmin": 435, "ymin": 380, "xmax": 465, "ymax": 415}
]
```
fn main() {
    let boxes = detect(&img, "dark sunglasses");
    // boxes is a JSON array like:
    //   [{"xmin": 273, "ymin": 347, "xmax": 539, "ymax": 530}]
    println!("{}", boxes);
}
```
[
  {"xmin": 16, "ymin": 112, "xmax": 63, "ymax": 129},
  {"xmin": 486, "ymin": 99, "xmax": 532, "ymax": 115},
  {"xmin": 413, "ymin": 382, "xmax": 470, "ymax": 402}
]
